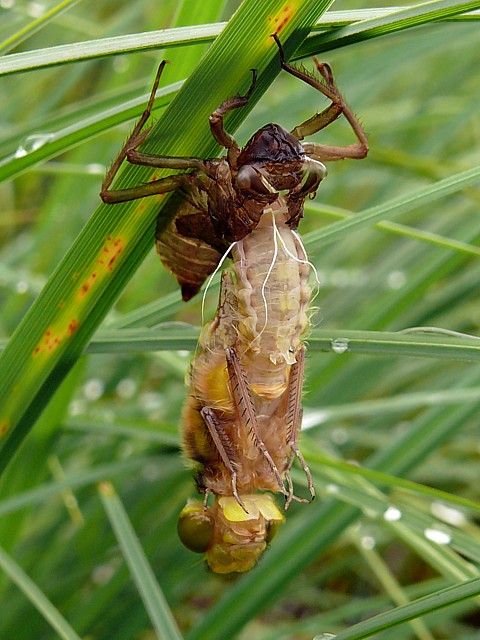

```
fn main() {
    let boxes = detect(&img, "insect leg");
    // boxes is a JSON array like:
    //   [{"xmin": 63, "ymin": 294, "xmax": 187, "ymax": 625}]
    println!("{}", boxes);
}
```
[
  {"xmin": 273, "ymin": 34, "xmax": 368, "ymax": 161},
  {"xmin": 225, "ymin": 347, "xmax": 288, "ymax": 498},
  {"xmin": 101, "ymin": 172, "xmax": 197, "ymax": 204},
  {"xmin": 100, "ymin": 60, "xmax": 213, "ymax": 204},
  {"xmin": 284, "ymin": 345, "xmax": 315, "ymax": 508},
  {"xmin": 101, "ymin": 60, "xmax": 168, "ymax": 197},
  {"xmin": 200, "ymin": 407, "xmax": 247, "ymax": 513},
  {"xmin": 209, "ymin": 69, "xmax": 257, "ymax": 167}
]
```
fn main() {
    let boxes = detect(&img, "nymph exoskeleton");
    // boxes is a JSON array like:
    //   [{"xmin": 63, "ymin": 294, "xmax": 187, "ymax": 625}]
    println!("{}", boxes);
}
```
[{"xmin": 101, "ymin": 36, "xmax": 368, "ymax": 573}]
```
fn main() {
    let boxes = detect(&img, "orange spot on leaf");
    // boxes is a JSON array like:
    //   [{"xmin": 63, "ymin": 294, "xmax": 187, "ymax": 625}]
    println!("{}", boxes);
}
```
[
  {"xmin": 98, "ymin": 236, "xmax": 125, "ymax": 271},
  {"xmin": 33, "ymin": 327, "xmax": 64, "ymax": 356},
  {"xmin": 0, "ymin": 420, "xmax": 10, "ymax": 436},
  {"xmin": 270, "ymin": 3, "xmax": 294, "ymax": 33},
  {"xmin": 67, "ymin": 318, "xmax": 79, "ymax": 336},
  {"xmin": 137, "ymin": 199, "xmax": 147, "ymax": 214},
  {"xmin": 77, "ymin": 236, "xmax": 125, "ymax": 300}
]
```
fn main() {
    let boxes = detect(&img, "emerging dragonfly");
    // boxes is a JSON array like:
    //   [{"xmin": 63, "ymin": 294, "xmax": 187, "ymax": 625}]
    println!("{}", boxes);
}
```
[{"xmin": 101, "ymin": 36, "xmax": 368, "ymax": 573}]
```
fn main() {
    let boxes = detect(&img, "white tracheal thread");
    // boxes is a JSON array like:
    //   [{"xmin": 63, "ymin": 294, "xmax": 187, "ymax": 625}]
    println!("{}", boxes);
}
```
[
  {"xmin": 245, "ymin": 213, "xmax": 318, "ymax": 357},
  {"xmin": 289, "ymin": 229, "xmax": 320, "ymax": 287},
  {"xmin": 291, "ymin": 229, "xmax": 321, "ymax": 309},
  {"xmin": 260, "ymin": 210, "xmax": 280, "ymax": 333},
  {"xmin": 201, "ymin": 240, "xmax": 238, "ymax": 327}
]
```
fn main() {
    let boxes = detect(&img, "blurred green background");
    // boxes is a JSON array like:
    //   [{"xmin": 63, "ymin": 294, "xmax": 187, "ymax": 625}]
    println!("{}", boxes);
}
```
[{"xmin": 1, "ymin": 0, "xmax": 480, "ymax": 638}]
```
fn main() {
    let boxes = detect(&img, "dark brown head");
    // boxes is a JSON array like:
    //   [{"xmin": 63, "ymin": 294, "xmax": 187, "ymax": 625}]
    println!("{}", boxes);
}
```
[
  {"xmin": 238, "ymin": 124, "xmax": 304, "ymax": 164},
  {"xmin": 235, "ymin": 124, "xmax": 305, "ymax": 193}
]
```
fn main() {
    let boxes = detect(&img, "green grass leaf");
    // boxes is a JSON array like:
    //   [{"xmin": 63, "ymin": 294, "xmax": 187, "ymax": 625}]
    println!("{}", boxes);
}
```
[
  {"xmin": 99, "ymin": 481, "xmax": 183, "ymax": 640},
  {"xmin": 0, "ymin": 545, "xmax": 83, "ymax": 640},
  {"xmin": 331, "ymin": 576, "xmax": 480, "ymax": 640}
]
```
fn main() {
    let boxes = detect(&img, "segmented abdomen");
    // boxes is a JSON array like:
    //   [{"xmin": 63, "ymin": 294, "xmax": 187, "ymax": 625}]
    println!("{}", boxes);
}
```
[
  {"xmin": 231, "ymin": 199, "xmax": 310, "ymax": 398},
  {"xmin": 182, "ymin": 196, "xmax": 311, "ymax": 493}
]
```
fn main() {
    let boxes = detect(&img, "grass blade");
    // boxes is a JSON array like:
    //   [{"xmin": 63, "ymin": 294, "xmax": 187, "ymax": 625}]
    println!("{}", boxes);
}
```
[
  {"xmin": 331, "ymin": 577, "xmax": 480, "ymax": 640},
  {"xmin": 0, "ymin": 545, "xmax": 82, "ymax": 640},
  {"xmin": 98, "ymin": 482, "xmax": 183, "ymax": 640},
  {"xmin": 297, "ymin": 0, "xmax": 480, "ymax": 56}
]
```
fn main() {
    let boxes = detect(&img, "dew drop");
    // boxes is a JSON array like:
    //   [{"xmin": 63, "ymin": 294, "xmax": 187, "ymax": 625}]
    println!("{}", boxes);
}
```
[
  {"xmin": 86, "ymin": 162, "xmax": 105, "ymax": 175},
  {"xmin": 430, "ymin": 502, "xmax": 466, "ymax": 527},
  {"xmin": 424, "ymin": 526, "xmax": 451, "ymax": 545},
  {"xmin": 69, "ymin": 399, "xmax": 86, "ymax": 416},
  {"xmin": 325, "ymin": 484, "xmax": 340, "ymax": 495},
  {"xmin": 331, "ymin": 427, "xmax": 349, "ymax": 445},
  {"xmin": 83, "ymin": 378, "xmax": 104, "ymax": 402},
  {"xmin": 15, "ymin": 280, "xmax": 29, "ymax": 294},
  {"xmin": 387, "ymin": 270, "xmax": 407, "ymax": 290},
  {"xmin": 140, "ymin": 391, "xmax": 164, "ymax": 412},
  {"xmin": 361, "ymin": 535, "xmax": 376, "ymax": 550},
  {"xmin": 92, "ymin": 561, "xmax": 117, "ymax": 585},
  {"xmin": 301, "ymin": 409, "xmax": 329, "ymax": 429},
  {"xmin": 331, "ymin": 338, "xmax": 349, "ymax": 354},
  {"xmin": 116, "ymin": 378, "xmax": 137, "ymax": 400},
  {"xmin": 27, "ymin": 1, "xmax": 45, "ymax": 17},
  {"xmin": 15, "ymin": 133, "xmax": 55, "ymax": 158},
  {"xmin": 313, "ymin": 634, "xmax": 336, "ymax": 640},
  {"xmin": 384, "ymin": 506, "xmax": 402, "ymax": 522}
]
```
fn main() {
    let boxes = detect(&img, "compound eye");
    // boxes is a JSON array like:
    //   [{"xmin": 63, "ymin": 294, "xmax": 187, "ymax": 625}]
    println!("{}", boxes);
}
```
[
  {"xmin": 265, "ymin": 518, "xmax": 282, "ymax": 544},
  {"xmin": 236, "ymin": 165, "xmax": 273, "ymax": 196},
  {"xmin": 177, "ymin": 502, "xmax": 214, "ymax": 553}
]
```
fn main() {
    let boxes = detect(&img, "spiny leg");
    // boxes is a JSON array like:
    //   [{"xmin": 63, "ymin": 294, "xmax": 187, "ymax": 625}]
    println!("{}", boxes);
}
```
[
  {"xmin": 273, "ymin": 35, "xmax": 343, "ymax": 137},
  {"xmin": 284, "ymin": 345, "xmax": 315, "ymax": 509},
  {"xmin": 200, "ymin": 407, "xmax": 247, "ymax": 513},
  {"xmin": 273, "ymin": 34, "xmax": 368, "ymax": 161},
  {"xmin": 100, "ymin": 60, "xmax": 213, "ymax": 204},
  {"xmin": 225, "ymin": 347, "xmax": 288, "ymax": 498},
  {"xmin": 101, "ymin": 172, "xmax": 199, "ymax": 205},
  {"xmin": 209, "ymin": 69, "xmax": 257, "ymax": 168},
  {"xmin": 101, "ymin": 60, "xmax": 168, "ymax": 198}
]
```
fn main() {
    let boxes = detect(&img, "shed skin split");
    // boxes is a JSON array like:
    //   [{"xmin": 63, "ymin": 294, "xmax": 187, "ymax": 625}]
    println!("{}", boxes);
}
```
[{"xmin": 101, "ymin": 37, "xmax": 368, "ymax": 573}]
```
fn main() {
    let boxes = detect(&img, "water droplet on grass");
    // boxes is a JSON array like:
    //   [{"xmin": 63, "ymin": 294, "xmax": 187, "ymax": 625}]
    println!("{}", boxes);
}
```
[
  {"xmin": 331, "ymin": 338, "xmax": 349, "ymax": 354},
  {"xmin": 15, "ymin": 133, "xmax": 54, "ymax": 157}
]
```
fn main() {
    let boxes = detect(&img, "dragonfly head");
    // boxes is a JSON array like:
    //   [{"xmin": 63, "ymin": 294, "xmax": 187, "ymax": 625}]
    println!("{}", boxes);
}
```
[
  {"xmin": 177, "ymin": 494, "xmax": 284, "ymax": 573},
  {"xmin": 238, "ymin": 124, "xmax": 304, "ymax": 164},
  {"xmin": 236, "ymin": 124, "xmax": 305, "ymax": 193}
]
